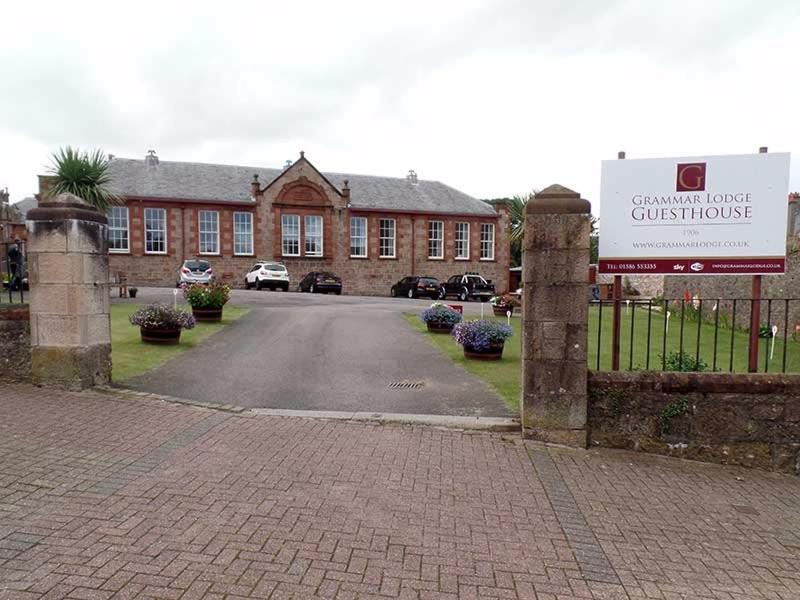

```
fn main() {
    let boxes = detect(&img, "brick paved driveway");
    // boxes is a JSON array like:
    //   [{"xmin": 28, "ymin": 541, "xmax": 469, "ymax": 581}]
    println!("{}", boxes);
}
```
[{"xmin": 1, "ymin": 384, "xmax": 799, "ymax": 600}]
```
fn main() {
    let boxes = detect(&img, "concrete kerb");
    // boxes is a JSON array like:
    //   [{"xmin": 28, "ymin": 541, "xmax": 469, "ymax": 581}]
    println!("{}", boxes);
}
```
[{"xmin": 96, "ymin": 385, "xmax": 521, "ymax": 432}]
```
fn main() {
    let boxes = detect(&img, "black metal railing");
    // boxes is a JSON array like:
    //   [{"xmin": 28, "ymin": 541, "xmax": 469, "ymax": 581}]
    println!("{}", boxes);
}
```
[
  {"xmin": 590, "ymin": 297, "xmax": 800, "ymax": 374},
  {"xmin": 1, "ymin": 240, "xmax": 27, "ymax": 304}
]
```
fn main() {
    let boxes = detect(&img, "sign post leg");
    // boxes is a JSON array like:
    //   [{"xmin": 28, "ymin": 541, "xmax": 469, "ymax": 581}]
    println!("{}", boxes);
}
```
[
  {"xmin": 748, "ymin": 274, "xmax": 762, "ymax": 373},
  {"xmin": 612, "ymin": 274, "xmax": 622, "ymax": 371}
]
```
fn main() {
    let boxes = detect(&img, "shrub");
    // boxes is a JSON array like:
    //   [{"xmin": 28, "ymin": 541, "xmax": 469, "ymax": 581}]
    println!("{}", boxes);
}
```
[
  {"xmin": 129, "ymin": 303, "xmax": 196, "ymax": 330},
  {"xmin": 661, "ymin": 350, "xmax": 707, "ymax": 372},
  {"xmin": 490, "ymin": 293, "xmax": 521, "ymax": 308},
  {"xmin": 452, "ymin": 319, "xmax": 513, "ymax": 351},
  {"xmin": 420, "ymin": 304, "xmax": 463, "ymax": 326},
  {"xmin": 183, "ymin": 281, "xmax": 230, "ymax": 309}
]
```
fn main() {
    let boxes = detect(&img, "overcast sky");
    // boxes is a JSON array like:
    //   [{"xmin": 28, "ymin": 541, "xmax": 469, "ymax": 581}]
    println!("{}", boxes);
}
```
[{"xmin": 1, "ymin": 0, "xmax": 798, "ymax": 213}]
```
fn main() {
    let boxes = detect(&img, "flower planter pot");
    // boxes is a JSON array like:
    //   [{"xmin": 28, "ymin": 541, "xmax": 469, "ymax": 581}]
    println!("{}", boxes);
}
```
[
  {"xmin": 129, "ymin": 289, "xmax": 138, "ymax": 299},
  {"xmin": 463, "ymin": 342, "xmax": 505, "ymax": 361},
  {"xmin": 492, "ymin": 305, "xmax": 513, "ymax": 316},
  {"xmin": 140, "ymin": 327, "xmax": 182, "ymax": 344},
  {"xmin": 191, "ymin": 307, "xmax": 223, "ymax": 323},
  {"xmin": 426, "ymin": 321, "xmax": 455, "ymax": 333}
]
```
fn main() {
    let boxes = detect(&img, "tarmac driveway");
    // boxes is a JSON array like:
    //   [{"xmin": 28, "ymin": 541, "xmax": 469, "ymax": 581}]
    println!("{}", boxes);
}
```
[{"xmin": 123, "ymin": 289, "xmax": 514, "ymax": 416}]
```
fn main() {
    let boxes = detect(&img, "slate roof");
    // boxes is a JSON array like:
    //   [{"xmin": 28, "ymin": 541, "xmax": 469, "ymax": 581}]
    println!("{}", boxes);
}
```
[
  {"xmin": 106, "ymin": 158, "xmax": 496, "ymax": 216},
  {"xmin": 11, "ymin": 197, "xmax": 36, "ymax": 220}
]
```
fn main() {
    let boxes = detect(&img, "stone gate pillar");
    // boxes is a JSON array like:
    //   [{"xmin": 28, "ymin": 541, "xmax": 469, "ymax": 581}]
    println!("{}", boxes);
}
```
[
  {"xmin": 26, "ymin": 193, "xmax": 111, "ymax": 388},
  {"xmin": 521, "ymin": 185, "xmax": 591, "ymax": 447}
]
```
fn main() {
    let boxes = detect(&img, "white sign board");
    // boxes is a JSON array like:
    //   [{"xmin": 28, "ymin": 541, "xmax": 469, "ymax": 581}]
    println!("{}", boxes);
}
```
[{"xmin": 599, "ymin": 152, "xmax": 791, "ymax": 275}]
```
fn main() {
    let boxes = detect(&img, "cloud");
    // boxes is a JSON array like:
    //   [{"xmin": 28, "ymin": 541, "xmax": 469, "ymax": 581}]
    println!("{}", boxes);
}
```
[{"xmin": 1, "ymin": 0, "xmax": 798, "ymax": 203}]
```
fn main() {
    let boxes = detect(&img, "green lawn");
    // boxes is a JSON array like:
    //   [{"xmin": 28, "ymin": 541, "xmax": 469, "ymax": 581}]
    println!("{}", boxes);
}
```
[
  {"xmin": 111, "ymin": 304, "xmax": 248, "ymax": 381},
  {"xmin": 404, "ymin": 313, "xmax": 523, "ymax": 413},
  {"xmin": 404, "ymin": 304, "xmax": 800, "ymax": 413},
  {"xmin": 589, "ymin": 304, "xmax": 800, "ymax": 373}
]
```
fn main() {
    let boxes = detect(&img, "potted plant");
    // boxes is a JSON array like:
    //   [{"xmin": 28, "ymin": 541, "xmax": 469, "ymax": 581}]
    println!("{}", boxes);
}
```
[
  {"xmin": 490, "ymin": 293, "xmax": 521, "ymax": 316},
  {"xmin": 128, "ymin": 287, "xmax": 138, "ymax": 299},
  {"xmin": 129, "ymin": 303, "xmax": 195, "ymax": 344},
  {"xmin": 452, "ymin": 319, "xmax": 514, "ymax": 360},
  {"xmin": 183, "ymin": 281, "xmax": 231, "ymax": 322},
  {"xmin": 420, "ymin": 303, "xmax": 463, "ymax": 333}
]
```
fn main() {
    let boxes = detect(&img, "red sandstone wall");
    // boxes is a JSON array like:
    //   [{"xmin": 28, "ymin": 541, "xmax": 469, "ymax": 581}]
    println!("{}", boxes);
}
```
[{"xmin": 104, "ymin": 163, "xmax": 511, "ymax": 296}]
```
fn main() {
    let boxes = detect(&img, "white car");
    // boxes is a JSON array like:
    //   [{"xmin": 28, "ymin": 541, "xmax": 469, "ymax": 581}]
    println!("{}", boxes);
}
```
[{"xmin": 244, "ymin": 262, "xmax": 290, "ymax": 291}]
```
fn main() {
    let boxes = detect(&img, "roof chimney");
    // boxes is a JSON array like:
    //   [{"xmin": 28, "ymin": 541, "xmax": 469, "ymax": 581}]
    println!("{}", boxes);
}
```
[
  {"xmin": 145, "ymin": 149, "xmax": 159, "ymax": 166},
  {"xmin": 406, "ymin": 169, "xmax": 418, "ymax": 185},
  {"xmin": 342, "ymin": 179, "xmax": 351, "ymax": 206},
  {"xmin": 251, "ymin": 174, "xmax": 261, "ymax": 199}
]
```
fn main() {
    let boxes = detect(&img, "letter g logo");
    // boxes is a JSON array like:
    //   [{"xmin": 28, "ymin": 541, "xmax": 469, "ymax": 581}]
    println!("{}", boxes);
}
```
[{"xmin": 676, "ymin": 163, "xmax": 706, "ymax": 191}]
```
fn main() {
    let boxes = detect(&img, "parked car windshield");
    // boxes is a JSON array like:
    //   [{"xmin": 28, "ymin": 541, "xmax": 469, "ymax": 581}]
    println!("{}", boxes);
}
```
[
  {"xmin": 419, "ymin": 278, "xmax": 438, "ymax": 285},
  {"xmin": 319, "ymin": 272, "xmax": 337, "ymax": 279},
  {"xmin": 468, "ymin": 276, "xmax": 486, "ymax": 284},
  {"xmin": 263, "ymin": 263, "xmax": 286, "ymax": 271},
  {"xmin": 185, "ymin": 260, "xmax": 210, "ymax": 271}
]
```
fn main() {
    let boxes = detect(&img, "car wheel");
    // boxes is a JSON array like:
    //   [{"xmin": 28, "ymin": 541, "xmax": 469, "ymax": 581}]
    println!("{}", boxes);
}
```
[
  {"xmin": 244, "ymin": 279, "xmax": 251, "ymax": 290},
  {"xmin": 407, "ymin": 289, "xmax": 415, "ymax": 299},
  {"xmin": 390, "ymin": 287, "xmax": 397, "ymax": 297},
  {"xmin": 255, "ymin": 278, "xmax": 263, "ymax": 291},
  {"xmin": 335, "ymin": 290, "xmax": 341, "ymax": 295},
  {"xmin": 438, "ymin": 287, "xmax": 446, "ymax": 300},
  {"xmin": 310, "ymin": 284, "xmax": 315, "ymax": 294},
  {"xmin": 458, "ymin": 288, "xmax": 468, "ymax": 302}
]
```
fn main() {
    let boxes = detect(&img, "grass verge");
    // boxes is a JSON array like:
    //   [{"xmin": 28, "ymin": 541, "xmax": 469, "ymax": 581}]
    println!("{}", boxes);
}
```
[
  {"xmin": 404, "ymin": 303, "xmax": 800, "ymax": 414},
  {"xmin": 111, "ymin": 304, "xmax": 248, "ymax": 382},
  {"xmin": 404, "ymin": 313, "xmax": 521, "ymax": 413}
]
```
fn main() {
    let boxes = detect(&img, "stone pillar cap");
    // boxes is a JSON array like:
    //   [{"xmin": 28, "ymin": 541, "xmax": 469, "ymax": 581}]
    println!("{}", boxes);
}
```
[
  {"xmin": 41, "ymin": 192, "xmax": 91, "ymax": 209},
  {"xmin": 527, "ymin": 184, "xmax": 591, "ymax": 215},
  {"xmin": 28, "ymin": 192, "xmax": 107, "ymax": 224}
]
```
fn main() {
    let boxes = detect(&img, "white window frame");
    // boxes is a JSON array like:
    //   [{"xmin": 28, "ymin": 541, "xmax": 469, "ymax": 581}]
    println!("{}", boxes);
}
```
[
  {"xmin": 427, "ymin": 220, "xmax": 444, "ymax": 260},
  {"xmin": 144, "ymin": 207, "xmax": 167, "ymax": 255},
  {"xmin": 107, "ymin": 206, "xmax": 130, "ymax": 253},
  {"xmin": 480, "ymin": 223, "xmax": 495, "ymax": 261},
  {"xmin": 455, "ymin": 222, "xmax": 470, "ymax": 260},
  {"xmin": 350, "ymin": 216, "xmax": 367, "ymax": 258},
  {"xmin": 281, "ymin": 214, "xmax": 300, "ymax": 257},
  {"xmin": 198, "ymin": 210, "xmax": 220, "ymax": 255},
  {"xmin": 379, "ymin": 218, "xmax": 396, "ymax": 258},
  {"xmin": 304, "ymin": 215, "xmax": 323, "ymax": 257},
  {"xmin": 233, "ymin": 212, "xmax": 254, "ymax": 256}
]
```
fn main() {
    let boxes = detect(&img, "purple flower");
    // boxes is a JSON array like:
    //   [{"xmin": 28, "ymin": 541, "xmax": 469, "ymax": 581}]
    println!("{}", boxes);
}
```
[
  {"xmin": 420, "ymin": 305, "xmax": 462, "ymax": 326},
  {"xmin": 129, "ymin": 303, "xmax": 196, "ymax": 330},
  {"xmin": 452, "ymin": 319, "xmax": 513, "ymax": 351}
]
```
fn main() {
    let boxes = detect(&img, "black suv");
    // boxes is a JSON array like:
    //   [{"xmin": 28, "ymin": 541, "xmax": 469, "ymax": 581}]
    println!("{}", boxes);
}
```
[
  {"xmin": 440, "ymin": 273, "xmax": 495, "ymax": 302},
  {"xmin": 390, "ymin": 276, "xmax": 441, "ymax": 299}
]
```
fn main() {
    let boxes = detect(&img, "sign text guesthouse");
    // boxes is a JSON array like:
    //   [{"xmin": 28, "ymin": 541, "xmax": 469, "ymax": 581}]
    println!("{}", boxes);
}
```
[{"xmin": 599, "ymin": 152, "xmax": 791, "ymax": 275}]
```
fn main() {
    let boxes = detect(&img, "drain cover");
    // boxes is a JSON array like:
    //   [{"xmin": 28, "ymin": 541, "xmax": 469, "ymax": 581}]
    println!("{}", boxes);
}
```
[{"xmin": 387, "ymin": 381, "xmax": 424, "ymax": 390}]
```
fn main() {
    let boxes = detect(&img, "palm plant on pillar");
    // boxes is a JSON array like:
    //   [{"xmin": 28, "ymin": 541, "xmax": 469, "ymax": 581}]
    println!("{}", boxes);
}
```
[{"xmin": 48, "ymin": 146, "xmax": 121, "ymax": 211}]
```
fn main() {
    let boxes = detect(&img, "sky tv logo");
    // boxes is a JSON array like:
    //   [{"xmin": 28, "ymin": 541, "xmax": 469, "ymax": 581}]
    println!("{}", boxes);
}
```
[{"xmin": 676, "ymin": 162, "xmax": 706, "ymax": 192}]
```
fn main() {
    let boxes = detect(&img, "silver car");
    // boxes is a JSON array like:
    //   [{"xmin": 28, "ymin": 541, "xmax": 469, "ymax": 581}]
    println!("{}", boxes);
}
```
[{"xmin": 177, "ymin": 259, "xmax": 214, "ymax": 286}]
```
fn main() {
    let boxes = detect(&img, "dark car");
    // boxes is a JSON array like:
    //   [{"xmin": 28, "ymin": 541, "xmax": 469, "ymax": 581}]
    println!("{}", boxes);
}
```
[
  {"xmin": 440, "ymin": 273, "xmax": 495, "ymax": 302},
  {"xmin": 390, "ymin": 276, "xmax": 441, "ymax": 299},
  {"xmin": 299, "ymin": 271, "xmax": 342, "ymax": 294}
]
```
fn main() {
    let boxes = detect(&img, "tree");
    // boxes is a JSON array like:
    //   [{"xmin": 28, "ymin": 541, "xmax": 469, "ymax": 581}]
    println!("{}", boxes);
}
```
[
  {"xmin": 489, "ymin": 191, "xmax": 535, "ymax": 267},
  {"xmin": 590, "ymin": 215, "xmax": 599, "ymax": 264},
  {"xmin": 48, "ymin": 146, "xmax": 121, "ymax": 212}
]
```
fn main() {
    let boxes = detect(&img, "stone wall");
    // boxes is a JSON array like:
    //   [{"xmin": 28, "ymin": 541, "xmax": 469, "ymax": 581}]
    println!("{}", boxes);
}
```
[
  {"xmin": 588, "ymin": 371, "xmax": 800, "ymax": 474},
  {"xmin": 597, "ymin": 273, "xmax": 665, "ymax": 298},
  {"xmin": 0, "ymin": 305, "xmax": 31, "ymax": 382}
]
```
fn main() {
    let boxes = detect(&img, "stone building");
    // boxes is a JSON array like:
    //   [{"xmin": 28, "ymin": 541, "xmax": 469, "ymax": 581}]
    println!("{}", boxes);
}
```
[
  {"xmin": 0, "ymin": 189, "xmax": 27, "ymax": 243},
  {"xmin": 39, "ymin": 152, "xmax": 510, "ymax": 295}
]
